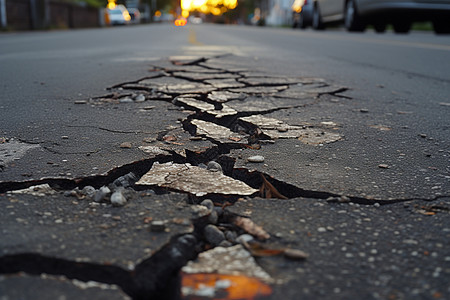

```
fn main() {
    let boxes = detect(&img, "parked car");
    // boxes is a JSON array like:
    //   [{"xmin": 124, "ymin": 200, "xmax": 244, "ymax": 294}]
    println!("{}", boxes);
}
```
[
  {"xmin": 292, "ymin": 0, "xmax": 314, "ymax": 29},
  {"xmin": 311, "ymin": 0, "xmax": 450, "ymax": 34},
  {"xmin": 106, "ymin": 5, "xmax": 131, "ymax": 26},
  {"xmin": 127, "ymin": 8, "xmax": 141, "ymax": 24}
]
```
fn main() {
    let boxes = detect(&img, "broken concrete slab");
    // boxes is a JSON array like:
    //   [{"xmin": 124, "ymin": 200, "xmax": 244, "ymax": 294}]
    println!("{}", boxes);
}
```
[
  {"xmin": 191, "ymin": 119, "xmax": 247, "ymax": 145},
  {"xmin": 207, "ymin": 91, "xmax": 246, "ymax": 103},
  {"xmin": 0, "ymin": 139, "xmax": 40, "ymax": 169},
  {"xmin": 227, "ymin": 96, "xmax": 313, "ymax": 114},
  {"xmin": 237, "ymin": 76, "xmax": 305, "ymax": 86},
  {"xmin": 182, "ymin": 244, "xmax": 272, "ymax": 281},
  {"xmin": 0, "ymin": 191, "xmax": 194, "ymax": 270},
  {"xmin": 174, "ymin": 97, "xmax": 237, "ymax": 118},
  {"xmin": 143, "ymin": 127, "xmax": 218, "ymax": 161},
  {"xmin": 229, "ymin": 85, "xmax": 289, "ymax": 95},
  {"xmin": 239, "ymin": 115, "xmax": 342, "ymax": 143},
  {"xmin": 136, "ymin": 162, "xmax": 258, "ymax": 197},
  {"xmin": 204, "ymin": 78, "xmax": 246, "ymax": 89}
]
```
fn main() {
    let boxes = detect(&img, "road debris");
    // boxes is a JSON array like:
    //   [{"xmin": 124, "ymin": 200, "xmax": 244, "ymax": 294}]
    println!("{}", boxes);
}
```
[
  {"xmin": 233, "ymin": 216, "xmax": 270, "ymax": 240},
  {"xmin": 182, "ymin": 244, "xmax": 272, "ymax": 282}
]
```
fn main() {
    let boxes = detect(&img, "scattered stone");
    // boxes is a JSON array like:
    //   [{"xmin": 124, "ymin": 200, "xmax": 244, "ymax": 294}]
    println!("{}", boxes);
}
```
[
  {"xmin": 119, "ymin": 142, "xmax": 132, "ymax": 149},
  {"xmin": 360, "ymin": 108, "xmax": 369, "ymax": 113},
  {"xmin": 150, "ymin": 220, "xmax": 166, "ymax": 232},
  {"xmin": 247, "ymin": 155, "xmax": 265, "ymax": 163},
  {"xmin": 378, "ymin": 164, "xmax": 390, "ymax": 169},
  {"xmin": 207, "ymin": 161, "xmax": 223, "ymax": 173},
  {"xmin": 208, "ymin": 210, "xmax": 219, "ymax": 224},
  {"xmin": 191, "ymin": 205, "xmax": 212, "ymax": 218},
  {"xmin": 200, "ymin": 199, "xmax": 214, "ymax": 211},
  {"xmin": 119, "ymin": 97, "xmax": 134, "ymax": 103},
  {"xmin": 237, "ymin": 234, "xmax": 254, "ymax": 245},
  {"xmin": 110, "ymin": 189, "xmax": 127, "ymax": 207},
  {"xmin": 94, "ymin": 186, "xmax": 111, "ymax": 203},
  {"xmin": 419, "ymin": 134, "xmax": 427, "ymax": 138},
  {"xmin": 74, "ymin": 100, "xmax": 87, "ymax": 104},
  {"xmin": 339, "ymin": 196, "xmax": 351, "ymax": 203},
  {"xmin": 113, "ymin": 172, "xmax": 137, "ymax": 188},
  {"xmin": 204, "ymin": 225, "xmax": 226, "ymax": 246},
  {"xmin": 61, "ymin": 136, "xmax": 69, "ymax": 139},
  {"xmin": 283, "ymin": 248, "xmax": 309, "ymax": 260},
  {"xmin": 82, "ymin": 186, "xmax": 96, "ymax": 198},
  {"xmin": 134, "ymin": 94, "xmax": 146, "ymax": 102}
]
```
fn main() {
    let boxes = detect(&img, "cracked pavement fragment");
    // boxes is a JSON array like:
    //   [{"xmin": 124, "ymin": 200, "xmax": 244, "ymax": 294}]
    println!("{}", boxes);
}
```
[
  {"xmin": 191, "ymin": 119, "xmax": 247, "ymax": 144},
  {"xmin": 240, "ymin": 115, "xmax": 342, "ymax": 144},
  {"xmin": 0, "ymin": 139, "xmax": 40, "ymax": 169},
  {"xmin": 136, "ymin": 162, "xmax": 258, "ymax": 197},
  {"xmin": 175, "ymin": 97, "xmax": 237, "ymax": 118},
  {"xmin": 182, "ymin": 244, "xmax": 272, "ymax": 282}
]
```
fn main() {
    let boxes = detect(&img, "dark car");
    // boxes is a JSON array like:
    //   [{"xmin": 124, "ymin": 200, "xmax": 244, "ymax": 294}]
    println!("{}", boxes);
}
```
[
  {"xmin": 311, "ymin": 0, "xmax": 450, "ymax": 33},
  {"xmin": 292, "ymin": 0, "xmax": 314, "ymax": 29}
]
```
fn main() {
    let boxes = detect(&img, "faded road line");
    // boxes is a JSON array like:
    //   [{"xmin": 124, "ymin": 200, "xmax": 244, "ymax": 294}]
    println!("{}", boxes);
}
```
[{"xmin": 189, "ymin": 28, "xmax": 204, "ymax": 46}]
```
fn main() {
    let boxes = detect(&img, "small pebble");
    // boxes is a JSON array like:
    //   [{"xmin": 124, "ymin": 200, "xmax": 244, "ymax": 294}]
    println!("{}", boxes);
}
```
[
  {"xmin": 236, "ymin": 234, "xmax": 254, "ymax": 245},
  {"xmin": 360, "ymin": 108, "xmax": 369, "ymax": 113},
  {"xmin": 134, "ymin": 94, "xmax": 146, "ymax": 102},
  {"xmin": 150, "ymin": 220, "xmax": 166, "ymax": 232},
  {"xmin": 204, "ymin": 225, "xmax": 225, "ymax": 246},
  {"xmin": 110, "ymin": 189, "xmax": 127, "ymax": 207},
  {"xmin": 378, "ymin": 164, "xmax": 390, "ymax": 169},
  {"xmin": 207, "ymin": 161, "xmax": 222, "ymax": 173},
  {"xmin": 94, "ymin": 186, "xmax": 111, "ymax": 202},
  {"xmin": 120, "ymin": 142, "xmax": 132, "ymax": 149},
  {"xmin": 247, "ymin": 155, "xmax": 265, "ymax": 163},
  {"xmin": 119, "ymin": 97, "xmax": 134, "ymax": 103}
]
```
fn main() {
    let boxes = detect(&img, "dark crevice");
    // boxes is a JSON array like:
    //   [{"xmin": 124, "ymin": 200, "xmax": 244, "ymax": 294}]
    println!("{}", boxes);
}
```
[
  {"xmin": 0, "ymin": 231, "xmax": 203, "ymax": 300},
  {"xmin": 0, "ymin": 155, "xmax": 176, "ymax": 194},
  {"xmin": 110, "ymin": 75, "xmax": 167, "ymax": 89}
]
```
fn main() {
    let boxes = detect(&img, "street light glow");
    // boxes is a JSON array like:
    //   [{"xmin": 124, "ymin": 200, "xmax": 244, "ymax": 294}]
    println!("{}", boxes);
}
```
[{"xmin": 181, "ymin": 0, "xmax": 237, "ymax": 16}]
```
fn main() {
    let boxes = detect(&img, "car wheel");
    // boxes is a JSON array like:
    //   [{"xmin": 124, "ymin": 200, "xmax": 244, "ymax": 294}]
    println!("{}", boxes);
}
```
[
  {"xmin": 433, "ymin": 19, "xmax": 450, "ymax": 34},
  {"xmin": 373, "ymin": 21, "xmax": 387, "ymax": 33},
  {"xmin": 393, "ymin": 20, "xmax": 411, "ymax": 34},
  {"xmin": 344, "ymin": 0, "xmax": 365, "ymax": 32},
  {"xmin": 312, "ymin": 4, "xmax": 324, "ymax": 30}
]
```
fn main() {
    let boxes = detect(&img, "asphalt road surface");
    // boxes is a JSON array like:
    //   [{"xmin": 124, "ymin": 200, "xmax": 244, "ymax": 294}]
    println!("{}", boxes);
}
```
[{"xmin": 0, "ymin": 24, "xmax": 449, "ymax": 300}]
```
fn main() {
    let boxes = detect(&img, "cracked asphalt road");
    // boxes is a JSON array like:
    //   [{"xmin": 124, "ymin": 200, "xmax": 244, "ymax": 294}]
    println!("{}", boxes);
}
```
[{"xmin": 1, "ymin": 24, "xmax": 449, "ymax": 299}]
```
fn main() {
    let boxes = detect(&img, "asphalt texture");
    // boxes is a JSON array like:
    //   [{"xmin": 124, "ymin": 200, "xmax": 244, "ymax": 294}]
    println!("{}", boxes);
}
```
[{"xmin": 0, "ymin": 24, "xmax": 449, "ymax": 299}]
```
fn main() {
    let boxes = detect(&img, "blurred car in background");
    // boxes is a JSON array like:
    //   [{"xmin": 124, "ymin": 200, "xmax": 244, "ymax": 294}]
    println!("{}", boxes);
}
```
[
  {"xmin": 106, "ymin": 4, "xmax": 131, "ymax": 25},
  {"xmin": 189, "ymin": 16, "xmax": 203, "ymax": 24},
  {"xmin": 292, "ymin": 0, "xmax": 314, "ymax": 28},
  {"xmin": 127, "ymin": 8, "xmax": 141, "ymax": 24},
  {"xmin": 310, "ymin": 0, "xmax": 450, "ymax": 34}
]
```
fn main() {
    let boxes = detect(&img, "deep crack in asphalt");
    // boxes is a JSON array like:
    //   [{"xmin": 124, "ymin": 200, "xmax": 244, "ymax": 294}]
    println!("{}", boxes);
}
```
[{"xmin": 1, "ymin": 55, "xmax": 449, "ymax": 299}]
